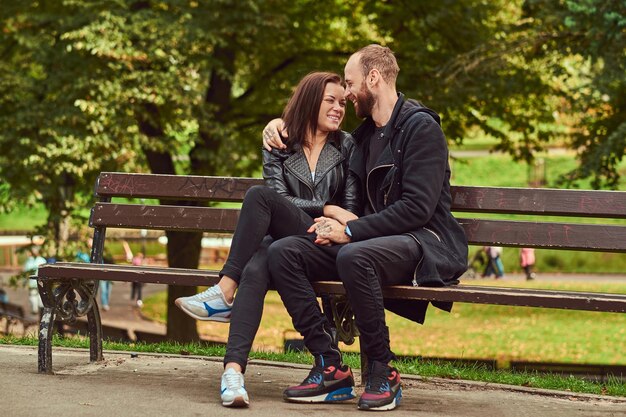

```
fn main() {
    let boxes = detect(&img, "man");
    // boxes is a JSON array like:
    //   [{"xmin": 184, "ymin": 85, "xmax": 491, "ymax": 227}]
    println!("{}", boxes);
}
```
[{"xmin": 263, "ymin": 44, "xmax": 468, "ymax": 411}]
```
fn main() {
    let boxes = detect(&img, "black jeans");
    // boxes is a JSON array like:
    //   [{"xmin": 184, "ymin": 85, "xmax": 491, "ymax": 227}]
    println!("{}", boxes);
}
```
[
  {"xmin": 221, "ymin": 185, "xmax": 314, "ymax": 371},
  {"xmin": 268, "ymin": 234, "xmax": 422, "ymax": 365}
]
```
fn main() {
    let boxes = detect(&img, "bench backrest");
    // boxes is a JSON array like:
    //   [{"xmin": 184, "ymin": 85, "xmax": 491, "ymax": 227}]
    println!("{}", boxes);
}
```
[
  {"xmin": 0, "ymin": 301, "xmax": 26, "ymax": 319},
  {"xmin": 90, "ymin": 172, "xmax": 626, "ymax": 261}
]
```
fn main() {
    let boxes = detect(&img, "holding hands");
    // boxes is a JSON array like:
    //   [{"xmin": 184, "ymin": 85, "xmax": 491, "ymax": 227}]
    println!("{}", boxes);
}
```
[{"xmin": 308, "ymin": 217, "xmax": 351, "ymax": 246}]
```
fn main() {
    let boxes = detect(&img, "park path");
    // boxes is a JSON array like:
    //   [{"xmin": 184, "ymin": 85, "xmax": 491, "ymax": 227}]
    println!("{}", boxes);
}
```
[{"xmin": 2, "ymin": 344, "xmax": 625, "ymax": 417}]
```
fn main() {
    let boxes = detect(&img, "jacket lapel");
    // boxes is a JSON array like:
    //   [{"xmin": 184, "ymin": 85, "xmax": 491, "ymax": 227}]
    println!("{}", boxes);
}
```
[
  {"xmin": 284, "ymin": 150, "xmax": 314, "ymax": 188},
  {"xmin": 313, "ymin": 143, "xmax": 344, "ymax": 186}
]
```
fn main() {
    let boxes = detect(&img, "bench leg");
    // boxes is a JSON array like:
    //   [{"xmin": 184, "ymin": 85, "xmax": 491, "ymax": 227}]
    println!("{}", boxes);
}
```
[
  {"xmin": 37, "ymin": 278, "xmax": 103, "ymax": 372},
  {"xmin": 38, "ymin": 307, "xmax": 56, "ymax": 374},
  {"xmin": 323, "ymin": 295, "xmax": 359, "ymax": 345},
  {"xmin": 87, "ymin": 301, "xmax": 103, "ymax": 363},
  {"xmin": 321, "ymin": 295, "xmax": 364, "ymax": 383}
]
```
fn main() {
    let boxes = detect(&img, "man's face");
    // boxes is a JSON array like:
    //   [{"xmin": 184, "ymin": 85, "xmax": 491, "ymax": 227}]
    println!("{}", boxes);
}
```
[{"xmin": 344, "ymin": 54, "xmax": 376, "ymax": 119}]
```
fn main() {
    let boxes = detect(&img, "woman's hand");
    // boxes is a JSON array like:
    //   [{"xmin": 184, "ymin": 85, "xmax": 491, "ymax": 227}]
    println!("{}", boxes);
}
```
[
  {"xmin": 307, "ymin": 216, "xmax": 351, "ymax": 245},
  {"xmin": 323, "ymin": 205, "xmax": 358, "ymax": 225},
  {"xmin": 262, "ymin": 118, "xmax": 287, "ymax": 151}
]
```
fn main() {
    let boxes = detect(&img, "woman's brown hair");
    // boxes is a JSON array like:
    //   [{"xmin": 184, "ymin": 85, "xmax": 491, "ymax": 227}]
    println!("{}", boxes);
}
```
[{"xmin": 281, "ymin": 72, "xmax": 343, "ymax": 150}]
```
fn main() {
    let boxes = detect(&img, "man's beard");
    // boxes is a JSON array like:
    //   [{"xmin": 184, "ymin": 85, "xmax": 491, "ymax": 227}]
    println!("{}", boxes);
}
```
[{"xmin": 355, "ymin": 82, "xmax": 376, "ymax": 118}]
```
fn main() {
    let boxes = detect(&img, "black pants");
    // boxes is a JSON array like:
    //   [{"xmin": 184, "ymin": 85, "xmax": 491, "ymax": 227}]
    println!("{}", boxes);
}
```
[
  {"xmin": 222, "ymin": 185, "xmax": 314, "ymax": 371},
  {"xmin": 131, "ymin": 282, "xmax": 143, "ymax": 300},
  {"xmin": 268, "ymin": 235, "xmax": 422, "ymax": 365}
]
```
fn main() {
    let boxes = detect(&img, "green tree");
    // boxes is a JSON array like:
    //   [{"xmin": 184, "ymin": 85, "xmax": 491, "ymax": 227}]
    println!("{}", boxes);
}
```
[
  {"xmin": 0, "ymin": 0, "xmax": 365, "ymax": 340},
  {"xmin": 1, "ymin": 0, "xmax": 623, "ymax": 341},
  {"xmin": 521, "ymin": 0, "xmax": 626, "ymax": 188}
]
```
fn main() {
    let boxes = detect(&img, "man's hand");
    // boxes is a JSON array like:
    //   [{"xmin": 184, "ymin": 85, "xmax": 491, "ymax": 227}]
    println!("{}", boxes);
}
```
[
  {"xmin": 307, "ymin": 216, "xmax": 351, "ymax": 245},
  {"xmin": 262, "ymin": 118, "xmax": 287, "ymax": 151},
  {"xmin": 323, "ymin": 205, "xmax": 358, "ymax": 225}
]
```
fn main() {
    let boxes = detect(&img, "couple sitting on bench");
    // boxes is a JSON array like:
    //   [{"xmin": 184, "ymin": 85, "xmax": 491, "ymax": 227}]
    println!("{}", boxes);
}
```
[{"xmin": 175, "ymin": 44, "xmax": 468, "ymax": 412}]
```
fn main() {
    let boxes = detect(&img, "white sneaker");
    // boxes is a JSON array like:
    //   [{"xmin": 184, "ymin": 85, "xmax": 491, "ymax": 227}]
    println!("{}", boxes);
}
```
[
  {"xmin": 174, "ymin": 284, "xmax": 233, "ymax": 322},
  {"xmin": 221, "ymin": 368, "xmax": 249, "ymax": 407}
]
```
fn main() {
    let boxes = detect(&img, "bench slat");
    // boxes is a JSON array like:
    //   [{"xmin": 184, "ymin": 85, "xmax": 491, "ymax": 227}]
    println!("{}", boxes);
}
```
[
  {"xmin": 0, "ymin": 302, "xmax": 27, "ymax": 319},
  {"xmin": 311, "ymin": 282, "xmax": 626, "ymax": 313},
  {"xmin": 38, "ymin": 264, "xmax": 626, "ymax": 313},
  {"xmin": 96, "ymin": 172, "xmax": 263, "ymax": 202},
  {"xmin": 452, "ymin": 186, "xmax": 626, "ymax": 218},
  {"xmin": 459, "ymin": 218, "xmax": 626, "ymax": 252},
  {"xmin": 89, "ymin": 203, "xmax": 626, "ymax": 252},
  {"xmin": 96, "ymin": 173, "xmax": 626, "ymax": 219},
  {"xmin": 38, "ymin": 263, "xmax": 220, "ymax": 287},
  {"xmin": 90, "ymin": 203, "xmax": 240, "ymax": 233}
]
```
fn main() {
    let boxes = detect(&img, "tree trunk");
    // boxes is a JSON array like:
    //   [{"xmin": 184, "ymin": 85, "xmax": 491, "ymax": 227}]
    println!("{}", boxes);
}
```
[
  {"xmin": 190, "ymin": 45, "xmax": 235, "ymax": 175},
  {"xmin": 165, "ymin": 230, "xmax": 203, "ymax": 342},
  {"xmin": 136, "ymin": 44, "xmax": 236, "ymax": 341},
  {"xmin": 140, "ymin": 106, "xmax": 201, "ymax": 342}
]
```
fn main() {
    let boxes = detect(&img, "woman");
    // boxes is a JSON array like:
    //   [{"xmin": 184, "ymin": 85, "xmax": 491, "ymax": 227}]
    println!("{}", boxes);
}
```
[
  {"xmin": 520, "ymin": 247, "xmax": 536, "ymax": 280},
  {"xmin": 175, "ymin": 72, "xmax": 360, "ymax": 407}
]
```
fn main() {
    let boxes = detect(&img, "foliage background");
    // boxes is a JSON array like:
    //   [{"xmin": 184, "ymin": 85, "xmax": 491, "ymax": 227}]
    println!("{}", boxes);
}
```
[{"xmin": 1, "ymin": 0, "xmax": 624, "ymax": 339}]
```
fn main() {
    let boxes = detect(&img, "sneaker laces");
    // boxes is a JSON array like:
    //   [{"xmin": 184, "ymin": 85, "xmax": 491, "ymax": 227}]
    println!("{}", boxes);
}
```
[
  {"xmin": 366, "ymin": 364, "xmax": 389, "ymax": 393},
  {"xmin": 301, "ymin": 366, "xmax": 324, "ymax": 385},
  {"xmin": 223, "ymin": 371, "xmax": 244, "ymax": 390},
  {"xmin": 199, "ymin": 285, "xmax": 222, "ymax": 298}
]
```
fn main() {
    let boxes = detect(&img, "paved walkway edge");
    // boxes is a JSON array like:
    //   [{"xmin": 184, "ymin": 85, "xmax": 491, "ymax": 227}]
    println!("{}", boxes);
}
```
[{"xmin": 7, "ymin": 343, "xmax": 624, "ymax": 404}]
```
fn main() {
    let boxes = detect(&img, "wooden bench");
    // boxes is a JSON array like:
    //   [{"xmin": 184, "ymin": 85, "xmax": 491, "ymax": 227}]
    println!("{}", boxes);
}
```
[
  {"xmin": 36, "ymin": 172, "xmax": 626, "ymax": 375},
  {"xmin": 0, "ymin": 301, "xmax": 38, "ymax": 335}
]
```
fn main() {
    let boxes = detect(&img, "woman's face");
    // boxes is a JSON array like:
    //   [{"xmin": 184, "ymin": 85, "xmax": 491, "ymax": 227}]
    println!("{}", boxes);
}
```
[{"xmin": 316, "ymin": 82, "xmax": 346, "ymax": 134}]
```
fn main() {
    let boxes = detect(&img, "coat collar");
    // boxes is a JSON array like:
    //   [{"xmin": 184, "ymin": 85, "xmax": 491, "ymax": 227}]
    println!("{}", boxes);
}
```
[
  {"xmin": 352, "ymin": 93, "xmax": 406, "ymax": 143},
  {"xmin": 284, "ymin": 141, "xmax": 344, "ymax": 187},
  {"xmin": 350, "ymin": 93, "xmax": 407, "ymax": 180}
]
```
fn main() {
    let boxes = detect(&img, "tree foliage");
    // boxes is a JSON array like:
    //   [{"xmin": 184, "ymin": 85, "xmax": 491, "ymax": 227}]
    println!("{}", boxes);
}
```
[
  {"xmin": 0, "ymin": 0, "xmax": 623, "ymax": 339},
  {"xmin": 521, "ymin": 0, "xmax": 626, "ymax": 188}
]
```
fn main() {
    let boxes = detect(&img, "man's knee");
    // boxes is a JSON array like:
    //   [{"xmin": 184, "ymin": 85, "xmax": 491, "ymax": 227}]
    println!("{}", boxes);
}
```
[{"xmin": 337, "ymin": 244, "xmax": 369, "ymax": 283}]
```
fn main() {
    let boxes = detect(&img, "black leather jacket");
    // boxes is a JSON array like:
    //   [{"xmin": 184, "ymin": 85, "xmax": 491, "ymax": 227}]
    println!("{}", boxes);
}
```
[{"xmin": 263, "ymin": 131, "xmax": 360, "ymax": 217}]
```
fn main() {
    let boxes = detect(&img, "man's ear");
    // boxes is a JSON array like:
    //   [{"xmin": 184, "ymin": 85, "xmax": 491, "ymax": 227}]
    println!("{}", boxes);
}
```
[{"xmin": 368, "ymin": 69, "xmax": 381, "ymax": 88}]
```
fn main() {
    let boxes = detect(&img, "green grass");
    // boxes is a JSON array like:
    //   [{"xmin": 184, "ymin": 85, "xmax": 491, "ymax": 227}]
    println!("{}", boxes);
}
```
[
  {"xmin": 1, "ymin": 334, "xmax": 624, "ymax": 397},
  {"xmin": 139, "ymin": 280, "xmax": 626, "ymax": 367},
  {"xmin": 0, "ymin": 203, "xmax": 48, "ymax": 231}
]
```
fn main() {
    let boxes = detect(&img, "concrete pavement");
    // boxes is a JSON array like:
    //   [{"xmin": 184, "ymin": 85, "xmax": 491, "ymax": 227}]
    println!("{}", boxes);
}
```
[{"xmin": 2, "ymin": 344, "xmax": 626, "ymax": 417}]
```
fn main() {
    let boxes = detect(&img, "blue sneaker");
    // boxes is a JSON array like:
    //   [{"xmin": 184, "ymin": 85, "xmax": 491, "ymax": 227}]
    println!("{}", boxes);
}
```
[
  {"xmin": 174, "ymin": 284, "xmax": 233, "ymax": 322},
  {"xmin": 221, "ymin": 368, "xmax": 249, "ymax": 407},
  {"xmin": 358, "ymin": 361, "xmax": 402, "ymax": 411},
  {"xmin": 283, "ymin": 356, "xmax": 356, "ymax": 403}
]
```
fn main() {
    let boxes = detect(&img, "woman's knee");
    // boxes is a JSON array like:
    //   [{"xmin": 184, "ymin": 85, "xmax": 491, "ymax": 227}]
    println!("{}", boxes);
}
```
[
  {"xmin": 243, "ymin": 184, "xmax": 274, "ymax": 205},
  {"xmin": 267, "ymin": 237, "xmax": 297, "ymax": 266},
  {"xmin": 240, "ymin": 256, "xmax": 270, "ymax": 286}
]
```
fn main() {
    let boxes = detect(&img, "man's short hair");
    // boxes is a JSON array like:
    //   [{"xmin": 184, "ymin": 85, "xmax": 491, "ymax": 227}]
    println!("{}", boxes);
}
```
[{"xmin": 355, "ymin": 44, "xmax": 399, "ymax": 85}]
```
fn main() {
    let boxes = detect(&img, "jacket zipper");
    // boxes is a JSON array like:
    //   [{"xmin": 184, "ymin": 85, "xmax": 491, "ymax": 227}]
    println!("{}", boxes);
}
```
[
  {"xmin": 405, "ymin": 233, "xmax": 424, "ymax": 287},
  {"xmin": 424, "ymin": 227, "xmax": 441, "ymax": 242},
  {"xmin": 366, "ymin": 163, "xmax": 394, "ymax": 212}
]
